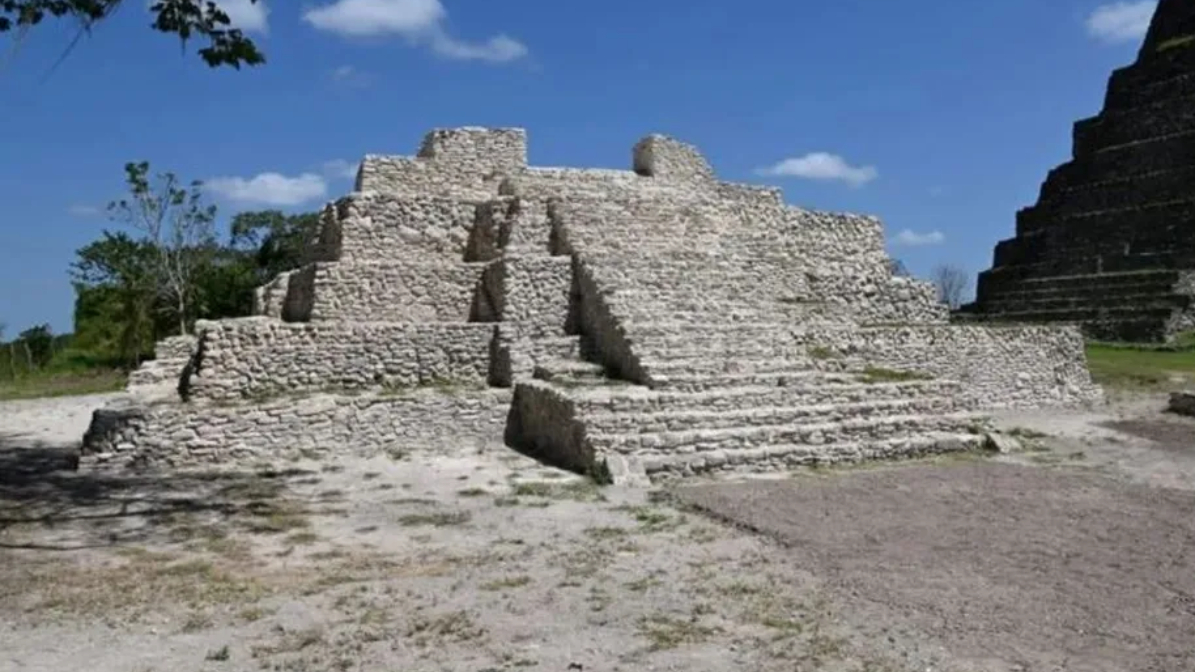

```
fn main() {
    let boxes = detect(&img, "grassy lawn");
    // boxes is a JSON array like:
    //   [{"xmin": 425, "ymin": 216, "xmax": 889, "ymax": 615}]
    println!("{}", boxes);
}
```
[
  {"xmin": 1085, "ymin": 337, "xmax": 1195, "ymax": 391},
  {"xmin": 0, "ymin": 369, "xmax": 127, "ymax": 401}
]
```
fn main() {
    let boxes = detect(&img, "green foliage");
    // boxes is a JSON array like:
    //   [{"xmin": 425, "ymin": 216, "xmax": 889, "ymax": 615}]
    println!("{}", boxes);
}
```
[
  {"xmin": 0, "ymin": 162, "xmax": 319, "ymax": 400},
  {"xmin": 1085, "ymin": 338, "xmax": 1195, "ymax": 391},
  {"xmin": 1157, "ymin": 34, "xmax": 1195, "ymax": 53},
  {"xmin": 0, "ymin": 0, "xmax": 265, "ymax": 68}
]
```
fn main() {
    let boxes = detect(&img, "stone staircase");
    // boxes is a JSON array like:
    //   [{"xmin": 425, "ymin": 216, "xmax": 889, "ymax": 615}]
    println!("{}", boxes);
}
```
[{"xmin": 507, "ymin": 204, "xmax": 988, "ymax": 483}]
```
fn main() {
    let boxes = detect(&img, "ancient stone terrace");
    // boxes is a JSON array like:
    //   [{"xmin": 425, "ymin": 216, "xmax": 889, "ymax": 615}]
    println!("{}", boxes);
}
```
[
  {"xmin": 963, "ymin": 0, "xmax": 1195, "ymax": 342},
  {"xmin": 82, "ymin": 126, "xmax": 1101, "ymax": 482}
]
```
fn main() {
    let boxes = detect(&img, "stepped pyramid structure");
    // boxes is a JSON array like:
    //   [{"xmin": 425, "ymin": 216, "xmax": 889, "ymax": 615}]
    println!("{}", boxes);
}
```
[
  {"xmin": 83, "ymin": 127, "xmax": 1101, "ymax": 482},
  {"xmin": 963, "ymin": 0, "xmax": 1195, "ymax": 342}
]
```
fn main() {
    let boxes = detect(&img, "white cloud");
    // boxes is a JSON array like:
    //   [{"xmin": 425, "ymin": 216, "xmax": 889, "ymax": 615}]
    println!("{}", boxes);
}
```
[
  {"xmin": 891, "ymin": 229, "xmax": 946, "ymax": 247},
  {"xmin": 215, "ymin": 0, "xmax": 270, "ymax": 33},
  {"xmin": 330, "ymin": 64, "xmax": 372, "ymax": 87},
  {"xmin": 1086, "ymin": 1, "xmax": 1156, "ymax": 44},
  {"xmin": 204, "ymin": 172, "xmax": 328, "ymax": 207},
  {"xmin": 321, "ymin": 159, "xmax": 360, "ymax": 180},
  {"xmin": 302, "ymin": 0, "xmax": 528, "ymax": 63},
  {"xmin": 755, "ymin": 152, "xmax": 878, "ymax": 187},
  {"xmin": 67, "ymin": 204, "xmax": 101, "ymax": 217}
]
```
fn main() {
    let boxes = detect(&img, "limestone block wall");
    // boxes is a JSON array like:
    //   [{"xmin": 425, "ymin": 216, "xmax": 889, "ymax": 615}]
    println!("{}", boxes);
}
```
[
  {"xmin": 184, "ymin": 318, "xmax": 493, "ymax": 402},
  {"xmin": 282, "ymin": 260, "xmax": 485, "ymax": 323},
  {"xmin": 803, "ymin": 325, "xmax": 1103, "ymax": 409},
  {"xmin": 316, "ymin": 193, "xmax": 478, "ymax": 263},
  {"xmin": 83, "ymin": 390, "xmax": 512, "ymax": 470},
  {"xmin": 355, "ymin": 127, "xmax": 525, "ymax": 199},
  {"xmin": 476, "ymin": 255, "xmax": 573, "ymax": 337},
  {"xmin": 253, "ymin": 271, "xmax": 292, "ymax": 318},
  {"xmin": 466, "ymin": 197, "xmax": 552, "ymax": 261}
]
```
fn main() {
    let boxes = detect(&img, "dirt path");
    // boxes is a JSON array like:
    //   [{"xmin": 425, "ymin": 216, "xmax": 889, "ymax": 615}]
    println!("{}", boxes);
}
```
[{"xmin": 2, "ymin": 392, "xmax": 1194, "ymax": 672}]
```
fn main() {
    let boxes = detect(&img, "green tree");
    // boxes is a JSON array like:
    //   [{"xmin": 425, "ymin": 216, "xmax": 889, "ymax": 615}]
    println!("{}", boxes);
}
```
[
  {"xmin": 17, "ymin": 323, "xmax": 54, "ymax": 369},
  {"xmin": 108, "ymin": 161, "xmax": 217, "ymax": 336},
  {"xmin": 230, "ymin": 209, "xmax": 321, "ymax": 281},
  {"xmin": 0, "ymin": 0, "xmax": 265, "ymax": 68},
  {"xmin": 71, "ymin": 231, "xmax": 160, "ymax": 366}
]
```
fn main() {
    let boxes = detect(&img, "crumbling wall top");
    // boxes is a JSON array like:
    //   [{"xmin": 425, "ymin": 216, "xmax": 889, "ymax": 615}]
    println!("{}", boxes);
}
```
[
  {"xmin": 416, "ymin": 127, "xmax": 528, "ymax": 173},
  {"xmin": 632, "ymin": 134, "xmax": 715, "ymax": 182}
]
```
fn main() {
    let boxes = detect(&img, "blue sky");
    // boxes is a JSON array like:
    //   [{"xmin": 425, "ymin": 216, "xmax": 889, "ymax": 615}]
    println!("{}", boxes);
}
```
[{"xmin": 0, "ymin": 0, "xmax": 1159, "ymax": 335}]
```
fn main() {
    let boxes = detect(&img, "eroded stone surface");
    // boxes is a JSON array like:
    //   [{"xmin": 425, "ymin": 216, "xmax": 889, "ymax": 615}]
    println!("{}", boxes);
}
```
[{"xmin": 88, "ymin": 126, "xmax": 1101, "ymax": 479}]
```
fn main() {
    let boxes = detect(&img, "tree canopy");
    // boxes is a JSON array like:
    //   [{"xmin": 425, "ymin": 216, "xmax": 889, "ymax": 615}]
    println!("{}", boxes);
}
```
[{"xmin": 0, "ymin": 0, "xmax": 265, "ymax": 68}]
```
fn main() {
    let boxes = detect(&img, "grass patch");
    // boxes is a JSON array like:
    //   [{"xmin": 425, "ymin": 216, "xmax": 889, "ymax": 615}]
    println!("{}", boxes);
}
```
[
  {"xmin": 636, "ymin": 614, "xmax": 718, "ymax": 651},
  {"xmin": 1158, "ymin": 34, "xmax": 1195, "ymax": 52},
  {"xmin": 480, "ymin": 575, "xmax": 532, "ymax": 591},
  {"xmin": 0, "ymin": 368, "xmax": 126, "ymax": 401},
  {"xmin": 859, "ymin": 366, "xmax": 932, "ymax": 383},
  {"xmin": 510, "ymin": 479, "xmax": 606, "ymax": 502},
  {"xmin": 397, "ymin": 511, "xmax": 471, "ymax": 527},
  {"xmin": 406, "ymin": 610, "xmax": 487, "ymax": 648},
  {"xmin": 807, "ymin": 345, "xmax": 838, "ymax": 360},
  {"xmin": 457, "ymin": 487, "xmax": 489, "ymax": 498},
  {"xmin": 1085, "ymin": 341, "xmax": 1195, "ymax": 390}
]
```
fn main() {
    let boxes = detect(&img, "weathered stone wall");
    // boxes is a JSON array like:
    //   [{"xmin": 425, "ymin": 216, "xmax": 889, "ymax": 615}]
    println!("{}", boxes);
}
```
[
  {"xmin": 355, "ymin": 127, "xmax": 525, "ymax": 199},
  {"xmin": 476, "ymin": 255, "xmax": 573, "ymax": 337},
  {"xmin": 185, "ymin": 318, "xmax": 493, "ymax": 402},
  {"xmin": 802, "ymin": 325, "xmax": 1103, "ymax": 409},
  {"xmin": 317, "ymin": 194, "xmax": 478, "ymax": 263},
  {"xmin": 253, "ymin": 271, "xmax": 292, "ymax": 318},
  {"xmin": 82, "ymin": 390, "xmax": 512, "ymax": 470},
  {"xmin": 283, "ymin": 261, "xmax": 484, "ymax": 323}
]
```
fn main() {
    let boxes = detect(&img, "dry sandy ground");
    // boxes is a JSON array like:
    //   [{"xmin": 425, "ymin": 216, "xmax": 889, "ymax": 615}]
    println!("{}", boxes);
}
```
[{"xmin": 1, "ymin": 391, "xmax": 1193, "ymax": 672}]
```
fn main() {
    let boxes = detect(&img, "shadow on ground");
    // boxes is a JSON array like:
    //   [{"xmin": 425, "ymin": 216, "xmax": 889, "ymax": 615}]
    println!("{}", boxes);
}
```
[
  {"xmin": 673, "ymin": 460, "xmax": 1195, "ymax": 672},
  {"xmin": 0, "ymin": 431, "xmax": 317, "ymax": 551}
]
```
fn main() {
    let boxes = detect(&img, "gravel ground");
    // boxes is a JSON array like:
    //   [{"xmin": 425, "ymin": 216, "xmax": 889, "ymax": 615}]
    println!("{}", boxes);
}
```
[{"xmin": 2, "ymin": 391, "xmax": 1194, "ymax": 672}]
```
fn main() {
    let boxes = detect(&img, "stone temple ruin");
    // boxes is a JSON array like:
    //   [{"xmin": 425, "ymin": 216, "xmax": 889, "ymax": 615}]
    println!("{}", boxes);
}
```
[
  {"xmin": 82, "ymin": 126, "xmax": 1102, "ymax": 483},
  {"xmin": 962, "ymin": 0, "xmax": 1195, "ymax": 343}
]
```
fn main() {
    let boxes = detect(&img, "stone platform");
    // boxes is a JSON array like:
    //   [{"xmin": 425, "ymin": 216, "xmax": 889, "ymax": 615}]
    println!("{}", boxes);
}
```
[
  {"xmin": 963, "ymin": 0, "xmax": 1195, "ymax": 342},
  {"xmin": 82, "ymin": 126, "xmax": 1102, "ymax": 483}
]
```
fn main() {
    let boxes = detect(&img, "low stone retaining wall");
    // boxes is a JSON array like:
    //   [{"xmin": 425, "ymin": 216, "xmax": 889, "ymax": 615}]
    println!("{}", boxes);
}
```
[
  {"xmin": 804, "ymin": 324, "xmax": 1104, "ymax": 409},
  {"xmin": 82, "ymin": 389, "xmax": 513, "ymax": 471},
  {"xmin": 185, "ymin": 318, "xmax": 494, "ymax": 402}
]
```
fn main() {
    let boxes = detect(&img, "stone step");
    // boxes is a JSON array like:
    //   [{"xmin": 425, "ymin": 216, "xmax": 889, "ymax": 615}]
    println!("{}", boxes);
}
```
[
  {"xmin": 646, "ymin": 370, "xmax": 868, "ymax": 392},
  {"xmin": 1105, "ymin": 69, "xmax": 1195, "ymax": 113},
  {"xmin": 637, "ymin": 356, "xmax": 815, "ymax": 378},
  {"xmin": 978, "ymin": 268, "xmax": 1184, "ymax": 296},
  {"xmin": 533, "ymin": 359, "xmax": 610, "ymax": 385},
  {"xmin": 971, "ymin": 305, "xmax": 1179, "ymax": 324},
  {"xmin": 569, "ymin": 379, "xmax": 964, "ymax": 415},
  {"xmin": 587, "ymin": 412, "xmax": 981, "ymax": 455},
  {"xmin": 622, "ymin": 321, "xmax": 792, "ymax": 341},
  {"xmin": 633, "ymin": 343, "xmax": 812, "ymax": 361},
  {"xmin": 1015, "ymin": 197, "xmax": 1195, "ymax": 237},
  {"xmin": 1045, "ymin": 130, "xmax": 1195, "ymax": 191},
  {"xmin": 983, "ymin": 277, "xmax": 1187, "ymax": 301},
  {"xmin": 637, "ymin": 432, "xmax": 986, "ymax": 477},
  {"xmin": 536, "ymin": 336, "xmax": 584, "ymax": 360},
  {"xmin": 1103, "ymin": 48, "xmax": 1195, "ymax": 113},
  {"xmin": 1038, "ymin": 165, "xmax": 1195, "ymax": 214},
  {"xmin": 1073, "ymin": 92, "xmax": 1195, "ymax": 155},
  {"xmin": 980, "ymin": 294, "xmax": 1191, "ymax": 314},
  {"xmin": 582, "ymin": 396, "xmax": 961, "ymax": 435}
]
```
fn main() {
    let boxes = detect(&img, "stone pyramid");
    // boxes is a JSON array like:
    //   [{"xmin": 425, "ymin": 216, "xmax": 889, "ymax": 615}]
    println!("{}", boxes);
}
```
[
  {"xmin": 83, "ymin": 127, "xmax": 1100, "ymax": 482},
  {"xmin": 964, "ymin": 0, "xmax": 1195, "ymax": 342}
]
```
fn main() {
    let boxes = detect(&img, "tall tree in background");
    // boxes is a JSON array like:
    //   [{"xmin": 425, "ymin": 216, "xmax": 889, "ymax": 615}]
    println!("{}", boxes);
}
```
[
  {"xmin": 230, "ymin": 209, "xmax": 321, "ymax": 282},
  {"xmin": 931, "ymin": 264, "xmax": 970, "ymax": 310},
  {"xmin": 0, "ymin": 0, "xmax": 265, "ymax": 68},
  {"xmin": 107, "ymin": 161, "xmax": 217, "ymax": 336},
  {"xmin": 71, "ymin": 231, "xmax": 159, "ymax": 367}
]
